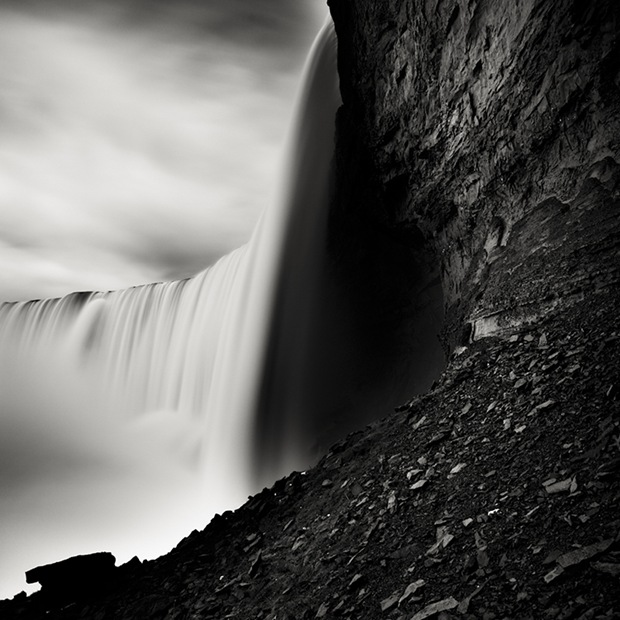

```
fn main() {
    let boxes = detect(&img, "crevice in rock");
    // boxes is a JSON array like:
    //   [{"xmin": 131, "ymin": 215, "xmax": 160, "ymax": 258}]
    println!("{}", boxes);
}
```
[{"xmin": 445, "ymin": 3, "xmax": 460, "ymax": 36}]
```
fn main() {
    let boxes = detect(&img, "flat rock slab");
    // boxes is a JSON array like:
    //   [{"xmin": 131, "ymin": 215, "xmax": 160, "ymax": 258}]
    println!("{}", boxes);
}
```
[{"xmin": 26, "ymin": 552, "xmax": 116, "ymax": 589}]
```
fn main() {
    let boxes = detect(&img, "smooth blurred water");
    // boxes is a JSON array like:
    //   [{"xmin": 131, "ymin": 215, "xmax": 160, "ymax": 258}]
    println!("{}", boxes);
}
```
[{"xmin": 0, "ymin": 19, "xmax": 340, "ymax": 596}]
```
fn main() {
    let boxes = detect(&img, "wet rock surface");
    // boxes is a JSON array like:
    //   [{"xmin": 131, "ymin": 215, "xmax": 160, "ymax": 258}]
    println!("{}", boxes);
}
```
[{"xmin": 2, "ymin": 0, "xmax": 620, "ymax": 618}]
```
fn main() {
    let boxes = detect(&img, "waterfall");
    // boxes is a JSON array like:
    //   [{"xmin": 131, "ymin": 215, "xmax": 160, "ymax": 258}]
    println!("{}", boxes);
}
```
[{"xmin": 0, "ymin": 19, "xmax": 341, "ymax": 583}]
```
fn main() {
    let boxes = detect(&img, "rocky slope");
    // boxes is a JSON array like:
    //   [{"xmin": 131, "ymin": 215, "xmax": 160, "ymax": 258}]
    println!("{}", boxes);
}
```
[{"xmin": 2, "ymin": 0, "xmax": 620, "ymax": 618}]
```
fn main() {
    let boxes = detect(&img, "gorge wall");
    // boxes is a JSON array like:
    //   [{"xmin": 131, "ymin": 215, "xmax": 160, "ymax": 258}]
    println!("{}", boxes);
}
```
[{"xmin": 328, "ymin": 0, "xmax": 620, "ymax": 349}]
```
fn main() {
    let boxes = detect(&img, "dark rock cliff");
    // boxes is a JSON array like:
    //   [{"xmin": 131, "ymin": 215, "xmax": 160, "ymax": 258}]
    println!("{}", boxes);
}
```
[
  {"xmin": 328, "ymin": 0, "xmax": 620, "ymax": 348},
  {"xmin": 2, "ymin": 1, "xmax": 619, "ymax": 618}
]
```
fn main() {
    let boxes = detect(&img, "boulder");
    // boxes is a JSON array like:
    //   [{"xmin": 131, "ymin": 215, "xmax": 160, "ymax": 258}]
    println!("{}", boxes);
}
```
[{"xmin": 26, "ymin": 552, "xmax": 117, "ymax": 607}]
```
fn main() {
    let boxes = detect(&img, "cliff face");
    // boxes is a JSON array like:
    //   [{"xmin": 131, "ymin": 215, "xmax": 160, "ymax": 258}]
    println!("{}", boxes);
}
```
[
  {"xmin": 328, "ymin": 0, "xmax": 620, "ymax": 349},
  {"xmin": 2, "ymin": 2, "xmax": 620, "ymax": 619}
]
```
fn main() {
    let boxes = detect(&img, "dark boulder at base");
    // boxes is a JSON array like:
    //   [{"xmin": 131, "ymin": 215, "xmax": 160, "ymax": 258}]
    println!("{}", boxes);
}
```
[{"xmin": 26, "ymin": 552, "xmax": 117, "ymax": 609}]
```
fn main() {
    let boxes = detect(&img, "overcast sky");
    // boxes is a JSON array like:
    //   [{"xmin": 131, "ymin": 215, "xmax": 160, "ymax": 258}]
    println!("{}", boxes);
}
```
[
  {"xmin": 0, "ymin": 0, "xmax": 324, "ymax": 302},
  {"xmin": 0, "ymin": 0, "xmax": 326, "ymax": 599}
]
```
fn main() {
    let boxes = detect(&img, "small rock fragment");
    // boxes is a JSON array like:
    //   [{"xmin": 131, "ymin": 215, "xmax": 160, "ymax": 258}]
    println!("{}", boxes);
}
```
[
  {"xmin": 380, "ymin": 593, "xmax": 400, "ymax": 612},
  {"xmin": 407, "ymin": 469, "xmax": 424, "ymax": 479},
  {"xmin": 348, "ymin": 574, "xmax": 365, "ymax": 590},
  {"xmin": 411, "ymin": 415, "xmax": 427, "ymax": 430},
  {"xmin": 544, "ymin": 478, "xmax": 573, "ymax": 494},
  {"xmin": 410, "ymin": 596, "xmax": 459, "ymax": 620},
  {"xmin": 537, "ymin": 399, "xmax": 555, "ymax": 411},
  {"xmin": 591, "ymin": 561, "xmax": 620, "ymax": 577},
  {"xmin": 426, "ymin": 528, "xmax": 454, "ymax": 555},
  {"xmin": 387, "ymin": 491, "xmax": 397, "ymax": 513},
  {"xmin": 544, "ymin": 566, "xmax": 565, "ymax": 583},
  {"xmin": 248, "ymin": 550, "xmax": 262, "ymax": 577},
  {"xmin": 557, "ymin": 539, "xmax": 614, "ymax": 568},
  {"xmin": 316, "ymin": 602, "xmax": 329, "ymax": 618},
  {"xmin": 449, "ymin": 463, "xmax": 467, "ymax": 474},
  {"xmin": 398, "ymin": 579, "xmax": 425, "ymax": 605},
  {"xmin": 477, "ymin": 547, "xmax": 489, "ymax": 568},
  {"xmin": 427, "ymin": 430, "xmax": 450, "ymax": 446},
  {"xmin": 524, "ymin": 506, "xmax": 540, "ymax": 519},
  {"xmin": 514, "ymin": 378, "xmax": 528, "ymax": 390}
]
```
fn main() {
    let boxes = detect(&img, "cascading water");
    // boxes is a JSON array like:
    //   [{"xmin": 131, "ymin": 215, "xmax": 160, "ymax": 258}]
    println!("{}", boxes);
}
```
[
  {"xmin": 0, "ymin": 18, "xmax": 341, "ymax": 590},
  {"xmin": 0, "ymin": 14, "xmax": 448, "ymax": 597}
]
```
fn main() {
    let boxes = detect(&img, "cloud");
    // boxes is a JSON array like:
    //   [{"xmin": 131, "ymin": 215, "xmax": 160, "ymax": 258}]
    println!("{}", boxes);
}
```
[
  {"xmin": 3, "ymin": 0, "xmax": 323, "ymax": 50},
  {"xmin": 0, "ymin": 0, "xmax": 325, "ymax": 301}
]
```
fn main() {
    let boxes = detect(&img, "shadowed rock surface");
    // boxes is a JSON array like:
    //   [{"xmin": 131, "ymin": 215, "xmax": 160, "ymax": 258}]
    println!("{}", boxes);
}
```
[{"xmin": 2, "ymin": 0, "xmax": 620, "ymax": 618}]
